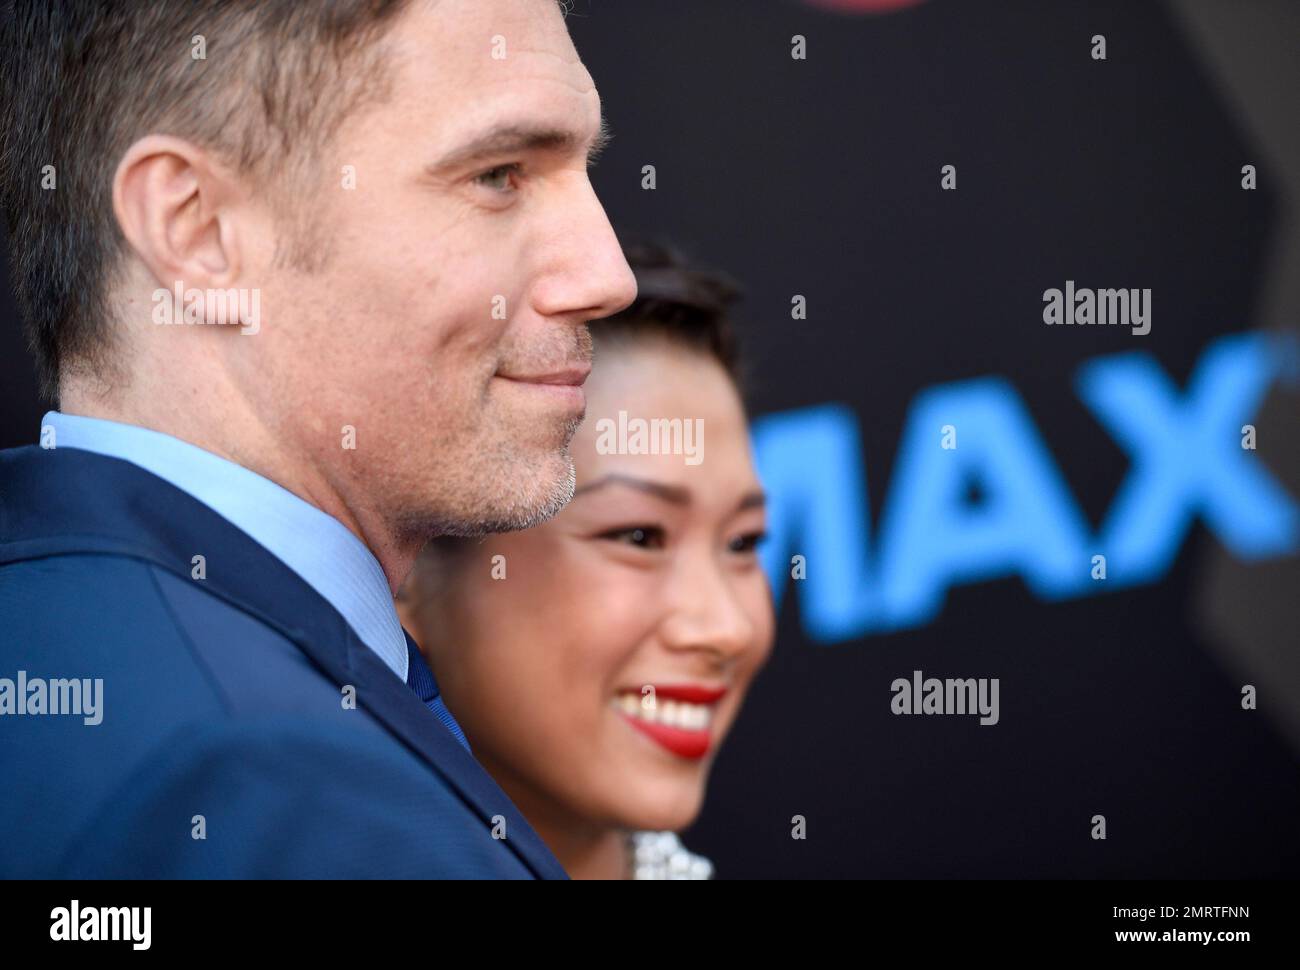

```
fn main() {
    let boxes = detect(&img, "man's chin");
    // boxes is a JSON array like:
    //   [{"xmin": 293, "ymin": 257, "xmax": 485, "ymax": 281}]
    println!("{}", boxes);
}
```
[{"xmin": 434, "ymin": 450, "xmax": 577, "ymax": 538}]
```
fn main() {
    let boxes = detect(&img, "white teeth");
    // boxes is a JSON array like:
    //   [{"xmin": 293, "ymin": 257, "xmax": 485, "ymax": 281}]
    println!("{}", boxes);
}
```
[{"xmin": 614, "ymin": 692, "xmax": 713, "ymax": 731}]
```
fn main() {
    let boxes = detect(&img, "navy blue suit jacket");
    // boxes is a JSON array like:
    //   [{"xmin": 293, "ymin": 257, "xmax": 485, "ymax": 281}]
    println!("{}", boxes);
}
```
[{"xmin": 0, "ymin": 446, "xmax": 568, "ymax": 879}]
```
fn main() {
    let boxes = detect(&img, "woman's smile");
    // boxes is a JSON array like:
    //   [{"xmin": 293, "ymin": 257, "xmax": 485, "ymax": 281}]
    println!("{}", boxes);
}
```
[{"xmin": 611, "ymin": 684, "xmax": 730, "ymax": 760}]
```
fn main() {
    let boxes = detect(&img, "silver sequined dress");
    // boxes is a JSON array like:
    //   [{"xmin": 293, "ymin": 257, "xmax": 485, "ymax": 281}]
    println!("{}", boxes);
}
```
[{"xmin": 629, "ymin": 831, "xmax": 714, "ymax": 880}]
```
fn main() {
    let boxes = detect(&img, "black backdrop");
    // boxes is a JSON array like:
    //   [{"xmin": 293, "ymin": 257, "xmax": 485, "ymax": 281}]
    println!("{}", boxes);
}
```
[{"xmin": 3, "ymin": 0, "xmax": 1297, "ymax": 878}]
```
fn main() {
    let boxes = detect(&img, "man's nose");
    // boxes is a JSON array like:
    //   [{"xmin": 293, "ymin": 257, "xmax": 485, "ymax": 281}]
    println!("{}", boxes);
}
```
[{"xmin": 530, "ymin": 176, "xmax": 638, "ymax": 323}]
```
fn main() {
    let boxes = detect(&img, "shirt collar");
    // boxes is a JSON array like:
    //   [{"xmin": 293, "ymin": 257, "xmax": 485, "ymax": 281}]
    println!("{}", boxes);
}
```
[{"xmin": 41, "ymin": 411, "xmax": 409, "ymax": 683}]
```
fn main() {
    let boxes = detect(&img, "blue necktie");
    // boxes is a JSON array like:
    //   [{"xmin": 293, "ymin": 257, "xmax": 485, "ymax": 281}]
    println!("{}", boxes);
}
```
[{"xmin": 404, "ymin": 634, "xmax": 472, "ymax": 752}]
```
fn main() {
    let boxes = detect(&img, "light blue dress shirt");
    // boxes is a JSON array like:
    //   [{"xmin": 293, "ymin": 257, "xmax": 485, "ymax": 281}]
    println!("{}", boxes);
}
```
[{"xmin": 40, "ymin": 410, "xmax": 409, "ymax": 683}]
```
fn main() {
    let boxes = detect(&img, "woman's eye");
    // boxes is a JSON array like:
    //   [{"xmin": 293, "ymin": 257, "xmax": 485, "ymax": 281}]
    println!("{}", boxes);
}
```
[
  {"xmin": 474, "ymin": 163, "xmax": 521, "ymax": 193},
  {"xmin": 729, "ymin": 531, "xmax": 767, "ymax": 555},
  {"xmin": 598, "ymin": 525, "xmax": 666, "ymax": 550}
]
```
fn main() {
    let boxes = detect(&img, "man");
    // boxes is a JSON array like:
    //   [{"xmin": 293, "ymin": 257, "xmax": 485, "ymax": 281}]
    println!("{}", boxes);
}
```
[{"xmin": 0, "ymin": 0, "xmax": 636, "ymax": 878}]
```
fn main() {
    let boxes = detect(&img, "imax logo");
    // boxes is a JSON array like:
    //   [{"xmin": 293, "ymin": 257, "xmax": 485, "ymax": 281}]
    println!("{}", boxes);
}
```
[{"xmin": 752, "ymin": 333, "xmax": 1298, "ymax": 643}]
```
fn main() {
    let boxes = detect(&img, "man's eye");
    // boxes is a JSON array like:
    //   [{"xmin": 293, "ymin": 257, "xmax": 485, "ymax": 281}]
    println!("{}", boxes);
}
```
[
  {"xmin": 598, "ymin": 525, "xmax": 666, "ymax": 550},
  {"xmin": 729, "ymin": 531, "xmax": 767, "ymax": 555},
  {"xmin": 473, "ymin": 163, "xmax": 521, "ymax": 193}
]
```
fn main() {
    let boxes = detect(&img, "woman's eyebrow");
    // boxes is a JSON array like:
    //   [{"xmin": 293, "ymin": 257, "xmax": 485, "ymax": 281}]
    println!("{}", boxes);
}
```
[
  {"xmin": 572, "ymin": 477, "xmax": 767, "ymax": 513},
  {"xmin": 572, "ymin": 473, "xmax": 690, "ymax": 505}
]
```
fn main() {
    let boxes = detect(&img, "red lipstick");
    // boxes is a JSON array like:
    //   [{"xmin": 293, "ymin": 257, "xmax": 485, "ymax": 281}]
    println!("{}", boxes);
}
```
[
  {"xmin": 618, "ymin": 712, "xmax": 712, "ymax": 760},
  {"xmin": 650, "ymin": 684, "xmax": 728, "ymax": 704},
  {"xmin": 614, "ymin": 683, "xmax": 728, "ymax": 760}
]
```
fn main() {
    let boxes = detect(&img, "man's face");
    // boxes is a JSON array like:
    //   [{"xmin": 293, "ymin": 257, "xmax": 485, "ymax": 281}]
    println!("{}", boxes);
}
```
[{"xmin": 236, "ymin": 0, "xmax": 636, "ymax": 540}]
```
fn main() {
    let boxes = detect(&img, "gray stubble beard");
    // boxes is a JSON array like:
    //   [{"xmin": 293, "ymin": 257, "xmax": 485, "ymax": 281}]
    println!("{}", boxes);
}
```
[{"xmin": 393, "ymin": 412, "xmax": 583, "ymax": 543}]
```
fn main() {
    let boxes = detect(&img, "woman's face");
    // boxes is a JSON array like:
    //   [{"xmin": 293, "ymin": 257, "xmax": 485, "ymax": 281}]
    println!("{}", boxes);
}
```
[{"xmin": 408, "ymin": 338, "xmax": 774, "ymax": 832}]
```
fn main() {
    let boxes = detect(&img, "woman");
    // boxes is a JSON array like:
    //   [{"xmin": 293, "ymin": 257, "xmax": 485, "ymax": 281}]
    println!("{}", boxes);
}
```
[{"xmin": 398, "ymin": 241, "xmax": 774, "ymax": 879}]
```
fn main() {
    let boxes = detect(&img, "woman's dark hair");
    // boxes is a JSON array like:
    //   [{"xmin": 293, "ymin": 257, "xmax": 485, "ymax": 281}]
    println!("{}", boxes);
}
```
[{"xmin": 596, "ymin": 239, "xmax": 745, "ymax": 392}]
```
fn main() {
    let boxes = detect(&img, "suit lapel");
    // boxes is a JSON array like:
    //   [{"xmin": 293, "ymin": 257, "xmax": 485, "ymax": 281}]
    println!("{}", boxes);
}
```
[
  {"xmin": 0, "ymin": 446, "xmax": 568, "ymax": 879},
  {"xmin": 343, "ymin": 632, "xmax": 567, "ymax": 878}
]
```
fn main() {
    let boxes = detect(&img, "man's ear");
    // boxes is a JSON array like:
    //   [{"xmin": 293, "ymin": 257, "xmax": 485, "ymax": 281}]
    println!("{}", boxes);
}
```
[{"xmin": 112, "ymin": 134, "xmax": 247, "ymax": 321}]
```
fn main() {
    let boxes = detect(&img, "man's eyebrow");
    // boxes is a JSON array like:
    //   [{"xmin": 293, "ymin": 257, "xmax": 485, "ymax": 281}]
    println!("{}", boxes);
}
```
[
  {"xmin": 572, "ymin": 473, "xmax": 690, "ymax": 506},
  {"xmin": 428, "ymin": 116, "xmax": 611, "ymax": 173}
]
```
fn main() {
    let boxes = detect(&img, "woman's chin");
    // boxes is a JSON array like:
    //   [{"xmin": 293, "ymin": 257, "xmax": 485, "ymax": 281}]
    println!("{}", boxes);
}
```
[
  {"xmin": 591, "ymin": 709, "xmax": 718, "ymax": 826},
  {"xmin": 602, "ymin": 772, "xmax": 708, "ymax": 833}
]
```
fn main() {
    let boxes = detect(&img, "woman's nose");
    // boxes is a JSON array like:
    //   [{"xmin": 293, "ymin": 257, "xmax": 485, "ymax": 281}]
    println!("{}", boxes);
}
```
[{"xmin": 657, "ymin": 556, "xmax": 759, "ymax": 662}]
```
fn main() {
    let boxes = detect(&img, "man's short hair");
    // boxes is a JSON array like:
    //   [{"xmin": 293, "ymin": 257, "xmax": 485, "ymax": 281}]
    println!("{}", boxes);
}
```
[{"xmin": 0, "ymin": 0, "xmax": 416, "ymax": 400}]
